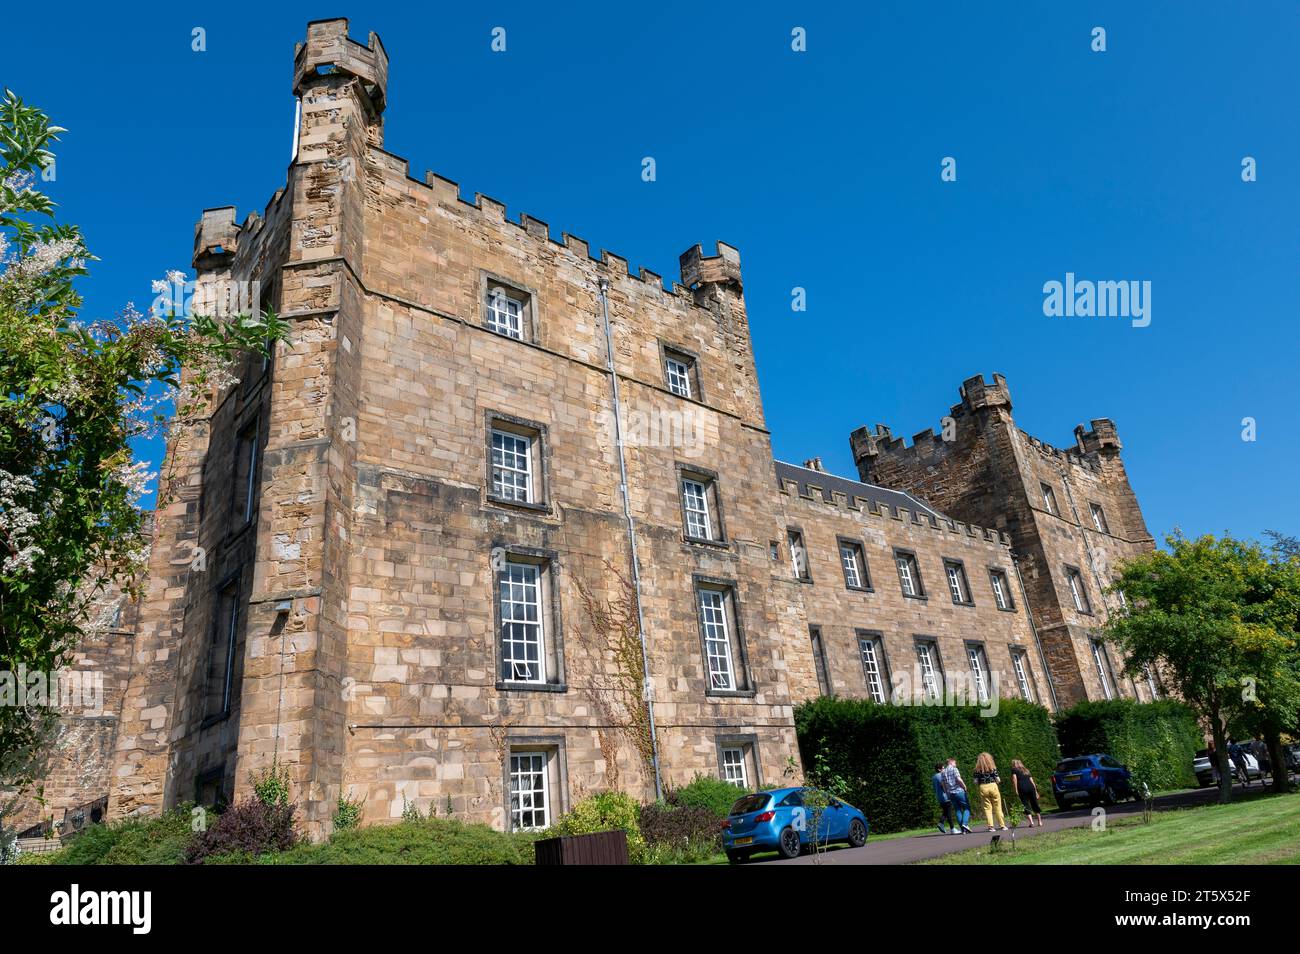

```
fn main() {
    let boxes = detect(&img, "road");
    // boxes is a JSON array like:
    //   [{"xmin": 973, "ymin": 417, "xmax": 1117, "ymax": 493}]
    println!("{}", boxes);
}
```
[{"xmin": 761, "ymin": 780, "xmax": 1277, "ymax": 866}]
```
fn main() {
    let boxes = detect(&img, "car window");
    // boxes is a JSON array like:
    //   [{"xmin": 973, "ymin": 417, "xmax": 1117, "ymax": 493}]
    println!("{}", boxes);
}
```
[
  {"xmin": 729, "ymin": 794, "xmax": 770, "ymax": 816},
  {"xmin": 777, "ymin": 791, "xmax": 804, "ymax": 808},
  {"xmin": 1056, "ymin": 758, "xmax": 1091, "ymax": 772},
  {"xmin": 1099, "ymin": 756, "xmax": 1118, "ymax": 768}
]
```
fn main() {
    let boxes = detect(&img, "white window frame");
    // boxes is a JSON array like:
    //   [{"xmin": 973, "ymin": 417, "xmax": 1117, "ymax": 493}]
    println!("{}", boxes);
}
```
[
  {"xmin": 1012, "ymin": 651, "xmax": 1034, "ymax": 702},
  {"xmin": 500, "ymin": 560, "xmax": 545, "ymax": 683},
  {"xmin": 966, "ymin": 644, "xmax": 990, "ymax": 704},
  {"xmin": 1090, "ymin": 502, "xmax": 1108, "ymax": 533},
  {"xmin": 788, "ymin": 529, "xmax": 810, "ymax": 581},
  {"xmin": 1144, "ymin": 663, "xmax": 1161, "ymax": 700},
  {"xmin": 665, "ymin": 355, "xmax": 692, "ymax": 398},
  {"xmin": 491, "ymin": 428, "xmax": 533, "ymax": 503},
  {"xmin": 1092, "ymin": 640, "xmax": 1115, "ymax": 700},
  {"xmin": 859, "ymin": 635, "xmax": 887, "ymax": 703},
  {"xmin": 721, "ymin": 746, "xmax": 748, "ymax": 789},
  {"xmin": 1041, "ymin": 483, "xmax": 1059, "ymax": 516},
  {"xmin": 916, "ymin": 642, "xmax": 940, "ymax": 701},
  {"xmin": 1068, "ymin": 568, "xmax": 1091, "ymax": 613},
  {"xmin": 509, "ymin": 751, "xmax": 550, "ymax": 831},
  {"xmin": 896, "ymin": 553, "xmax": 920, "ymax": 597},
  {"xmin": 991, "ymin": 570, "xmax": 1011, "ymax": 610},
  {"xmin": 486, "ymin": 288, "xmax": 524, "ymax": 340},
  {"xmin": 945, "ymin": 562, "xmax": 968, "ymax": 604},
  {"xmin": 698, "ymin": 588, "xmax": 736, "ymax": 691},
  {"xmin": 840, "ymin": 544, "xmax": 863, "ymax": 589},
  {"xmin": 682, "ymin": 478, "xmax": 712, "ymax": 541}
]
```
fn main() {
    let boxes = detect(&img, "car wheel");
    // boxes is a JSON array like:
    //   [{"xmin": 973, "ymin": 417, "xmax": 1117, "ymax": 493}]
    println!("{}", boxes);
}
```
[
  {"xmin": 777, "ymin": 826, "xmax": 802, "ymax": 859},
  {"xmin": 848, "ymin": 819, "xmax": 868, "ymax": 848},
  {"xmin": 1102, "ymin": 785, "xmax": 1118, "ymax": 806},
  {"xmin": 725, "ymin": 850, "xmax": 749, "ymax": 865}
]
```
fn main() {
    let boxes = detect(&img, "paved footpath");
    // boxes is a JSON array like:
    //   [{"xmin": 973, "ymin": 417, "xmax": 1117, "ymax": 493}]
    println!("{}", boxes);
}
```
[{"xmin": 765, "ymin": 781, "xmax": 1273, "ymax": 866}]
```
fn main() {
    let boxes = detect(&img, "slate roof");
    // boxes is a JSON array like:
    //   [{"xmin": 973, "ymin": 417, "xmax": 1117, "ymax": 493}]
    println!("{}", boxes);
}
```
[{"xmin": 774, "ymin": 460, "xmax": 946, "ymax": 520}]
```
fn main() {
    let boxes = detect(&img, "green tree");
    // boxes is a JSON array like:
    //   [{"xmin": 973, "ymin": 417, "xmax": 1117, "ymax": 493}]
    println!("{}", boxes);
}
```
[
  {"xmin": 1106, "ymin": 533, "xmax": 1300, "ymax": 802},
  {"xmin": 0, "ymin": 91, "xmax": 285, "ymax": 826}
]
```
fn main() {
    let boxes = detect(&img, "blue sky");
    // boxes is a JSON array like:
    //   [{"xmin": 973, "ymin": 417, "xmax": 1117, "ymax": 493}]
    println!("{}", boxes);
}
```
[{"xmin": 6, "ymin": 1, "xmax": 1297, "ymax": 542}]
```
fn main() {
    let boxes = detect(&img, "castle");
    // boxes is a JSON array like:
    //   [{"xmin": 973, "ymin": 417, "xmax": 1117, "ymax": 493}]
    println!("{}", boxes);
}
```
[{"xmin": 16, "ymin": 20, "xmax": 1156, "ymax": 839}]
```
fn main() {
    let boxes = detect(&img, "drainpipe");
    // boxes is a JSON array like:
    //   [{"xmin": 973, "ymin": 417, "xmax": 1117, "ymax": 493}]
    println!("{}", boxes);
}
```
[
  {"xmin": 598, "ymin": 278, "xmax": 663, "ymax": 801},
  {"xmin": 1012, "ymin": 552, "xmax": 1059, "ymax": 712}
]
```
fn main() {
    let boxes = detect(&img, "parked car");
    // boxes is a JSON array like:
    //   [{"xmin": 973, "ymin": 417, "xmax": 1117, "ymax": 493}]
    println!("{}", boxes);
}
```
[
  {"xmin": 1193, "ymin": 748, "xmax": 1264, "ymax": 786},
  {"xmin": 721, "ymin": 787, "xmax": 869, "ymax": 863},
  {"xmin": 1051, "ymin": 754, "xmax": 1137, "ymax": 806},
  {"xmin": 1285, "ymin": 744, "xmax": 1300, "ymax": 775},
  {"xmin": 1193, "ymin": 749, "xmax": 1216, "ymax": 787}
]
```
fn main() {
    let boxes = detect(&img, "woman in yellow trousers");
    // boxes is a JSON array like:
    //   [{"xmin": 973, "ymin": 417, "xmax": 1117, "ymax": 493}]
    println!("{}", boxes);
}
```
[{"xmin": 973, "ymin": 752, "xmax": 1007, "ymax": 831}]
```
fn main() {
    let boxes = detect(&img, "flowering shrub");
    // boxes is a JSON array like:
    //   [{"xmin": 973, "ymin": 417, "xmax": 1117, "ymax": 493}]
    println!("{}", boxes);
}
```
[{"xmin": 0, "ymin": 90, "xmax": 286, "ymax": 809}]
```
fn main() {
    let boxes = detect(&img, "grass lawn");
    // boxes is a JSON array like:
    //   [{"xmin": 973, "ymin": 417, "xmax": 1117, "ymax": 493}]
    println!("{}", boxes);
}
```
[{"xmin": 919, "ymin": 790, "xmax": 1300, "ymax": 865}]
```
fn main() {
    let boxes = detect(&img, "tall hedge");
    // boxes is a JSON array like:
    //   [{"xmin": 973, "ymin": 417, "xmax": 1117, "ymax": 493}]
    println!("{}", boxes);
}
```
[
  {"xmin": 794, "ymin": 696, "xmax": 1060, "ymax": 833},
  {"xmin": 1054, "ymin": 699, "xmax": 1201, "ymax": 792}
]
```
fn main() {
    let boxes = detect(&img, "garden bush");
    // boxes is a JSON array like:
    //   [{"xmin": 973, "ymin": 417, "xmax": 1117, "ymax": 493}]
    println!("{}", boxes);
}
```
[
  {"xmin": 1054, "ymin": 698, "xmax": 1201, "ymax": 792},
  {"xmin": 543, "ymin": 790, "xmax": 646, "ymax": 862},
  {"xmin": 47, "ymin": 805, "xmax": 196, "ymax": 866},
  {"xmin": 185, "ymin": 798, "xmax": 297, "ymax": 864},
  {"xmin": 795, "ymin": 695, "xmax": 1060, "ymax": 833},
  {"xmin": 242, "ymin": 817, "xmax": 534, "ymax": 865},
  {"xmin": 638, "ymin": 802, "xmax": 722, "ymax": 863},
  {"xmin": 667, "ymin": 774, "xmax": 745, "ymax": 819}
]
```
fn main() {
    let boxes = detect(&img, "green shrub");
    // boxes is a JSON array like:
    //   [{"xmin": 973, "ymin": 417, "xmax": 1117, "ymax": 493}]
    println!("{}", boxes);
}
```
[
  {"xmin": 544, "ymin": 790, "xmax": 646, "ymax": 863},
  {"xmin": 795, "ymin": 696, "xmax": 1061, "ymax": 833},
  {"xmin": 667, "ymin": 774, "xmax": 745, "ymax": 819},
  {"xmin": 251, "ymin": 760, "xmax": 292, "ymax": 808},
  {"xmin": 639, "ymin": 802, "xmax": 722, "ymax": 863},
  {"xmin": 49, "ymin": 805, "xmax": 196, "ymax": 865},
  {"xmin": 255, "ymin": 818, "xmax": 533, "ymax": 865},
  {"xmin": 333, "ymin": 792, "xmax": 364, "ymax": 831},
  {"xmin": 1054, "ymin": 698, "xmax": 1201, "ymax": 792}
]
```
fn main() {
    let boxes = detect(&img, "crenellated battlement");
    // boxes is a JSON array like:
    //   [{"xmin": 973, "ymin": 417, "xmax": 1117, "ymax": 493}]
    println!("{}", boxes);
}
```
[
  {"xmin": 192, "ymin": 207, "xmax": 239, "ymax": 270},
  {"xmin": 777, "ymin": 475, "xmax": 1012, "ymax": 547},
  {"xmin": 293, "ymin": 18, "xmax": 388, "ymax": 114},
  {"xmin": 363, "ymin": 148, "xmax": 735, "ymax": 305}
]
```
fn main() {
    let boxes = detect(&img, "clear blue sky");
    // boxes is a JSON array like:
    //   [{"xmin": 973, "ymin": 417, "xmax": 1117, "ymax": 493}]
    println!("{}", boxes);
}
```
[{"xmin": 6, "ymin": 1, "xmax": 1297, "ymax": 543}]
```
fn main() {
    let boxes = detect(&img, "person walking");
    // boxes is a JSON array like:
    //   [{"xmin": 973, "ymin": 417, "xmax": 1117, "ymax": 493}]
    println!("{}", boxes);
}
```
[
  {"xmin": 973, "ymin": 752, "xmax": 1007, "ymax": 831},
  {"xmin": 932, "ymin": 762, "xmax": 955, "ymax": 834},
  {"xmin": 1010, "ymin": 758, "xmax": 1043, "ymax": 828},
  {"xmin": 1228, "ymin": 741, "xmax": 1252, "ymax": 788},
  {"xmin": 940, "ymin": 757, "xmax": 972, "ymax": 833}
]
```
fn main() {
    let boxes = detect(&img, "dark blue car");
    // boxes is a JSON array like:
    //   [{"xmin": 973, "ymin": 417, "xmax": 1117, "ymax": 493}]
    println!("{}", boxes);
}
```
[
  {"xmin": 1051, "ymin": 754, "xmax": 1137, "ymax": 807},
  {"xmin": 721, "ymin": 787, "xmax": 869, "ymax": 863}
]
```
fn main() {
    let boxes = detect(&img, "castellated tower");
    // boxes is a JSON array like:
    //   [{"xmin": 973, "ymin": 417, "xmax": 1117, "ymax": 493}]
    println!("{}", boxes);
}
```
[
  {"xmin": 851, "ymin": 374, "xmax": 1157, "ymax": 707},
  {"xmin": 107, "ymin": 19, "xmax": 802, "ymax": 836}
]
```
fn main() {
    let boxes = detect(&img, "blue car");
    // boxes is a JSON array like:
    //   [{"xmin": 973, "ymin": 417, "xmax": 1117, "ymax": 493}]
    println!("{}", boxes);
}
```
[
  {"xmin": 721, "ymin": 787, "xmax": 870, "ymax": 863},
  {"xmin": 1051, "ymin": 754, "xmax": 1137, "ymax": 807}
]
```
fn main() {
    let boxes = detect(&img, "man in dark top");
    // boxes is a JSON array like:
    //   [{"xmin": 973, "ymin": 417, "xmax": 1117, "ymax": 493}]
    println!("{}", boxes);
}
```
[{"xmin": 932, "ymin": 762, "xmax": 955, "ymax": 834}]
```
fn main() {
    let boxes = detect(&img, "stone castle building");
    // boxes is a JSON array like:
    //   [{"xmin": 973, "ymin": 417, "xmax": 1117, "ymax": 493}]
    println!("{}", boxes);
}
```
[{"xmin": 16, "ymin": 20, "xmax": 1156, "ymax": 839}]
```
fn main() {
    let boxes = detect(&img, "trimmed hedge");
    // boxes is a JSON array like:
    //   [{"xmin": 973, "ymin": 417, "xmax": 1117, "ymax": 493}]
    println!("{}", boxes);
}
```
[
  {"xmin": 46, "ymin": 805, "xmax": 195, "ymax": 866},
  {"xmin": 220, "ymin": 818, "xmax": 536, "ymax": 865},
  {"xmin": 1054, "ymin": 698, "xmax": 1201, "ymax": 792},
  {"xmin": 795, "ymin": 696, "xmax": 1060, "ymax": 833},
  {"xmin": 667, "ymin": 774, "xmax": 746, "ymax": 818}
]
